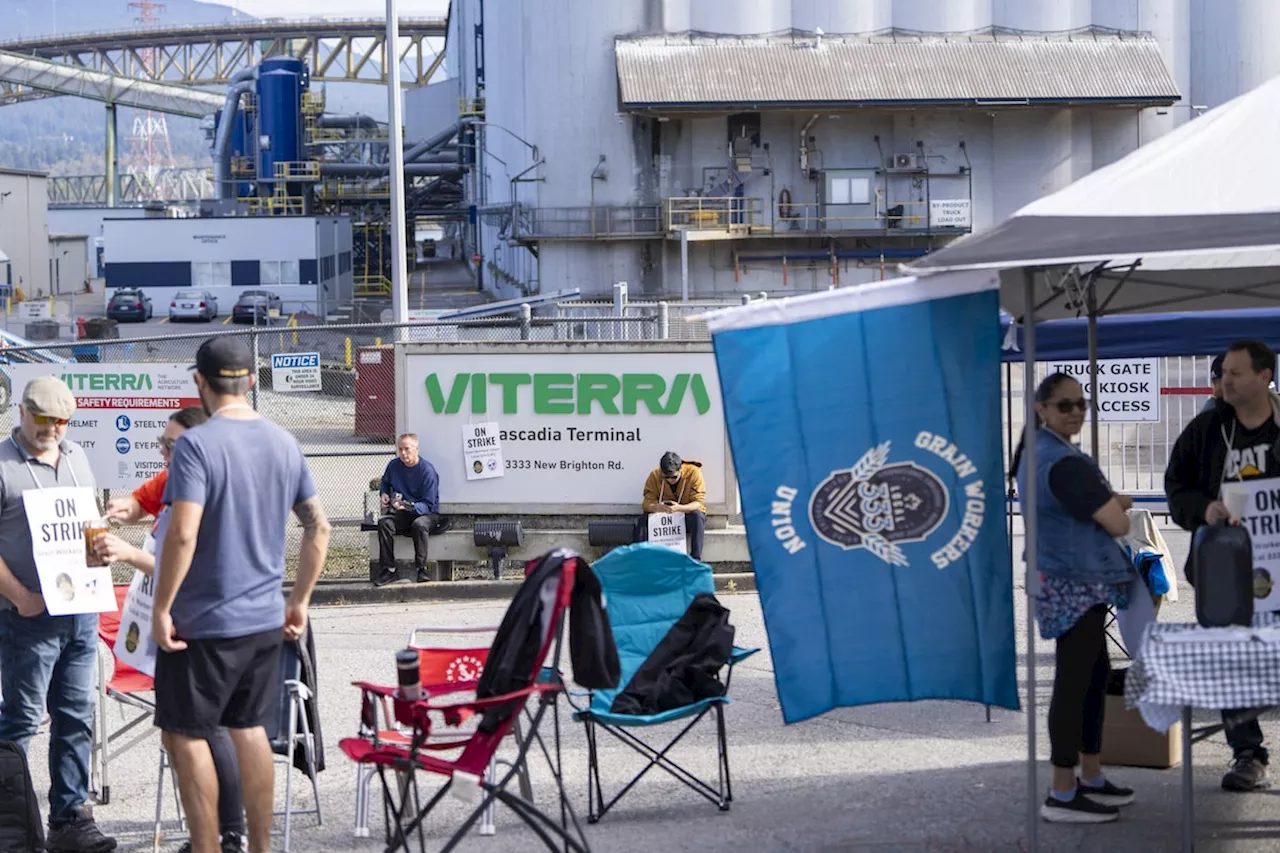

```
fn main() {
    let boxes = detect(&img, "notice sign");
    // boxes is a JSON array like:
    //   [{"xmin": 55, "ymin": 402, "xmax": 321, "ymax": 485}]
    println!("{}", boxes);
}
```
[
  {"xmin": 21, "ymin": 487, "xmax": 116, "ymax": 616},
  {"xmin": 648, "ymin": 512, "xmax": 688, "ymax": 554},
  {"xmin": 9, "ymin": 364, "xmax": 200, "ymax": 489},
  {"xmin": 17, "ymin": 301, "xmax": 51, "ymax": 321},
  {"xmin": 1224, "ymin": 480, "xmax": 1280, "ymax": 611},
  {"xmin": 1045, "ymin": 359, "xmax": 1160, "ymax": 422},
  {"xmin": 115, "ymin": 570, "xmax": 157, "ymax": 676},
  {"xmin": 271, "ymin": 352, "xmax": 322, "ymax": 393},
  {"xmin": 463, "ymin": 421, "xmax": 504, "ymax": 480}
]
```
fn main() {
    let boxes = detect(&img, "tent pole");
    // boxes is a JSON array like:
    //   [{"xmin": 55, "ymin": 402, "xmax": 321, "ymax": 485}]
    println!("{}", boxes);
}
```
[
  {"xmin": 1022, "ymin": 267, "xmax": 1040, "ymax": 852},
  {"xmin": 1087, "ymin": 276, "xmax": 1100, "ymax": 460}
]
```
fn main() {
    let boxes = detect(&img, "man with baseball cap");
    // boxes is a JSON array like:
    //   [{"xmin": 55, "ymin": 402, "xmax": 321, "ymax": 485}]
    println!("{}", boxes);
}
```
[
  {"xmin": 0, "ymin": 376, "xmax": 116, "ymax": 852},
  {"xmin": 1202, "ymin": 354, "xmax": 1225, "ymax": 413},
  {"xmin": 153, "ymin": 335, "xmax": 330, "ymax": 853}
]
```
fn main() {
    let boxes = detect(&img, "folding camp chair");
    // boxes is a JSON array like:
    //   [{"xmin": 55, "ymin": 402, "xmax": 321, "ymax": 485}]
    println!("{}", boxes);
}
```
[
  {"xmin": 339, "ymin": 548, "xmax": 589, "ymax": 853},
  {"xmin": 93, "ymin": 584, "xmax": 158, "ymax": 806},
  {"xmin": 569, "ymin": 543, "xmax": 758, "ymax": 823},
  {"xmin": 352, "ymin": 624, "xmax": 533, "ymax": 840}
]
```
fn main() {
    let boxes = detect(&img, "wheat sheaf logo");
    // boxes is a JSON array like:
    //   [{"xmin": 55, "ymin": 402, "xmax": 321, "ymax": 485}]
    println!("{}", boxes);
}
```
[{"xmin": 808, "ymin": 441, "xmax": 950, "ymax": 567}]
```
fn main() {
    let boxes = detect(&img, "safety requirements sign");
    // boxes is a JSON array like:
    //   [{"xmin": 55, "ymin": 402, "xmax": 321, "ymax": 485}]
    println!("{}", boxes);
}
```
[
  {"xmin": 1044, "ymin": 359, "xmax": 1161, "ymax": 422},
  {"xmin": 402, "ymin": 348, "xmax": 728, "ymax": 510},
  {"xmin": 8, "ymin": 364, "xmax": 199, "ymax": 489},
  {"xmin": 271, "ymin": 352, "xmax": 321, "ymax": 393}
]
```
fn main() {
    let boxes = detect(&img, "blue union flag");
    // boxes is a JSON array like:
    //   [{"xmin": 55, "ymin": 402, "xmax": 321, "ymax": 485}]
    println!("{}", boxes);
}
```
[{"xmin": 705, "ymin": 271, "xmax": 1019, "ymax": 724}]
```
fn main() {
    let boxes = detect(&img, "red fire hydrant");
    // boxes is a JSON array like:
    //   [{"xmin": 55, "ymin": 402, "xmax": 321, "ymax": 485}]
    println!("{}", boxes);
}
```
[{"xmin": 76, "ymin": 316, "xmax": 87, "ymax": 339}]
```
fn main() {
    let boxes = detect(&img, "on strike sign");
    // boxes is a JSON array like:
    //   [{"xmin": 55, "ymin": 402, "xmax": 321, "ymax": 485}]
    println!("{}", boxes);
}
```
[{"xmin": 1046, "ymin": 359, "xmax": 1161, "ymax": 423}]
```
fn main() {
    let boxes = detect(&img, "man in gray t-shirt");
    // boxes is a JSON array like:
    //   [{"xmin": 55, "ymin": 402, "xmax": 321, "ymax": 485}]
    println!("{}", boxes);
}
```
[{"xmin": 152, "ymin": 336, "xmax": 331, "ymax": 853}]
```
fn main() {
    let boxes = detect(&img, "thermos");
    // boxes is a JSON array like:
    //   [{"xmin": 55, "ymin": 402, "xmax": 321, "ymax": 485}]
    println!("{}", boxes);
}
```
[{"xmin": 396, "ymin": 648, "xmax": 422, "ymax": 700}]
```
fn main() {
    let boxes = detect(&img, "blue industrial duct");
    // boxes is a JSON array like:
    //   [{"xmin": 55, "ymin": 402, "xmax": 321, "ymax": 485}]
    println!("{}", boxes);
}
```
[{"xmin": 212, "ymin": 67, "xmax": 256, "ymax": 200}]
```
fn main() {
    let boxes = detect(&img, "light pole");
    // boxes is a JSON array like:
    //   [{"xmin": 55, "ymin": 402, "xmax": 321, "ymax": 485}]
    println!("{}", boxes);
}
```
[{"xmin": 386, "ymin": 0, "xmax": 409, "ymax": 338}]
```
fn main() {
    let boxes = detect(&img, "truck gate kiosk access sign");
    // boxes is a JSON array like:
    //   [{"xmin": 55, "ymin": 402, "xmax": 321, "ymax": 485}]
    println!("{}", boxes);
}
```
[
  {"xmin": 9, "ymin": 364, "xmax": 199, "ymax": 489},
  {"xmin": 400, "ymin": 344, "xmax": 733, "ymax": 513},
  {"xmin": 1045, "ymin": 358, "xmax": 1161, "ymax": 423}
]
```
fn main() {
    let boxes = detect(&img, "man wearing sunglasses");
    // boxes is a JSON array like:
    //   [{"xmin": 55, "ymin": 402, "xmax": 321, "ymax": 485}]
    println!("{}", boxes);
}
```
[
  {"xmin": 640, "ymin": 451, "xmax": 708, "ymax": 560},
  {"xmin": 0, "ymin": 377, "xmax": 117, "ymax": 852},
  {"xmin": 1167, "ymin": 339, "xmax": 1280, "ymax": 793}
]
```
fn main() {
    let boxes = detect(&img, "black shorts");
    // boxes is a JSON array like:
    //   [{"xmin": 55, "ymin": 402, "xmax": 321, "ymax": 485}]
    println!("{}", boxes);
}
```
[{"xmin": 154, "ymin": 627, "xmax": 283, "ymax": 738}]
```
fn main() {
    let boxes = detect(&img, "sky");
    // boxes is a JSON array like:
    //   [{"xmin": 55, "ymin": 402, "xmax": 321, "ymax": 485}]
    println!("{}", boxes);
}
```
[{"xmin": 199, "ymin": 0, "xmax": 448, "ymax": 16}]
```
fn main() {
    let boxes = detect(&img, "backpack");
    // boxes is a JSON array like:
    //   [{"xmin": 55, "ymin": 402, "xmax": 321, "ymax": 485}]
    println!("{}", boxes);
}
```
[
  {"xmin": 0, "ymin": 740, "xmax": 44, "ymax": 853},
  {"xmin": 1188, "ymin": 521, "xmax": 1254, "ymax": 628}
]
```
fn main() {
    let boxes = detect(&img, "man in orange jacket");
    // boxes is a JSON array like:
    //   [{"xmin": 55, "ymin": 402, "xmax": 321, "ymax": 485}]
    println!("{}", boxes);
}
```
[{"xmin": 640, "ymin": 451, "xmax": 707, "ymax": 559}]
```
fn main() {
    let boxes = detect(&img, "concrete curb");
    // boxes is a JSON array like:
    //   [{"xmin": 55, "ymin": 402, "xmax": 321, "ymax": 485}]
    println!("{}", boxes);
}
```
[{"xmin": 306, "ymin": 571, "xmax": 757, "ymax": 606}]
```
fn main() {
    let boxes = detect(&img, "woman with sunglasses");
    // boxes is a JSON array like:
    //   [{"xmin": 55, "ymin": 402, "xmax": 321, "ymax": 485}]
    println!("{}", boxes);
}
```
[
  {"xmin": 97, "ymin": 407, "xmax": 246, "ymax": 853},
  {"xmin": 1011, "ymin": 372, "xmax": 1139, "ymax": 824}
]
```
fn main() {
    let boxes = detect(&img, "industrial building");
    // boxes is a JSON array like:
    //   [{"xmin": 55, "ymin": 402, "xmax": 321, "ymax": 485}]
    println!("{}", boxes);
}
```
[
  {"xmin": 0, "ymin": 168, "xmax": 51, "ymax": 295},
  {"xmin": 418, "ymin": 0, "xmax": 1276, "ymax": 300},
  {"xmin": 103, "ymin": 215, "xmax": 353, "ymax": 316}
]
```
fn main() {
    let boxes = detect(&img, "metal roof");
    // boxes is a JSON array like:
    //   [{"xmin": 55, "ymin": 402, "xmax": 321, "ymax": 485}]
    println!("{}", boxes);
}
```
[{"xmin": 615, "ymin": 30, "xmax": 1181, "ymax": 111}]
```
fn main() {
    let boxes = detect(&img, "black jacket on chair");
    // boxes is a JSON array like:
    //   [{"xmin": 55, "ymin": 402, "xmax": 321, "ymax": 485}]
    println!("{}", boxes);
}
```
[{"xmin": 610, "ymin": 593, "xmax": 734, "ymax": 716}]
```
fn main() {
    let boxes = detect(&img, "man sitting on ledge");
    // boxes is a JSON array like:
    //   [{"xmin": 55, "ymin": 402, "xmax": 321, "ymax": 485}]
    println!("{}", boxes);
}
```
[
  {"xmin": 375, "ymin": 432, "xmax": 440, "ymax": 586},
  {"xmin": 641, "ymin": 451, "xmax": 707, "ymax": 560}
]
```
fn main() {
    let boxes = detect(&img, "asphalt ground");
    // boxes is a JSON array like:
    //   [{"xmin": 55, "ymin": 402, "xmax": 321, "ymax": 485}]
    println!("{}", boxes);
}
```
[{"xmin": 17, "ymin": 526, "xmax": 1280, "ymax": 852}]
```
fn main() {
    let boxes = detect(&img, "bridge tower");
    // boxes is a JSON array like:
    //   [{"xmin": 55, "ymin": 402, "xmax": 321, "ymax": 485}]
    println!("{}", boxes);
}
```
[{"xmin": 123, "ymin": 0, "xmax": 174, "ymax": 198}]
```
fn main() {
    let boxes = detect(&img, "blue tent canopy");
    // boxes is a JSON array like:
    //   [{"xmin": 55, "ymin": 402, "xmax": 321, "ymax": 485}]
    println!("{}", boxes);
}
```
[{"xmin": 999, "ymin": 307, "xmax": 1280, "ymax": 362}]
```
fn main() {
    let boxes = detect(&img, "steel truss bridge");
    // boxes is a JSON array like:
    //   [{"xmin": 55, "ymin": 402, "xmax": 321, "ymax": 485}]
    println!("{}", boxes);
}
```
[
  {"xmin": 0, "ymin": 17, "xmax": 448, "ymax": 106},
  {"xmin": 49, "ymin": 168, "xmax": 213, "ymax": 207}
]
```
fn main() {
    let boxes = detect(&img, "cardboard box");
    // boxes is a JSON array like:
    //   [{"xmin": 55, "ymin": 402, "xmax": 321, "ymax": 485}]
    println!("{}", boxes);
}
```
[{"xmin": 1100, "ymin": 694, "xmax": 1182, "ymax": 769}]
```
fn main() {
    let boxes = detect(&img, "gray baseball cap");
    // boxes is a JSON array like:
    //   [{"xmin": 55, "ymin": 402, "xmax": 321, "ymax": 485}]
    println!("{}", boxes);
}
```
[{"xmin": 21, "ymin": 376, "xmax": 76, "ymax": 420}]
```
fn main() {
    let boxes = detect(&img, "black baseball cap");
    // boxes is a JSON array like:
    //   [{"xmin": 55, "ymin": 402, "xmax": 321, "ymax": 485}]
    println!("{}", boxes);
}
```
[
  {"xmin": 191, "ymin": 336, "xmax": 253, "ymax": 378},
  {"xmin": 1211, "ymin": 354, "xmax": 1225, "ymax": 381}
]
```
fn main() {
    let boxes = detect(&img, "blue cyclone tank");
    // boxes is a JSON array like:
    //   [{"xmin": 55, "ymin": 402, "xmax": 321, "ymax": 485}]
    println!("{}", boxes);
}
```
[{"xmin": 256, "ymin": 67, "xmax": 303, "ymax": 194}]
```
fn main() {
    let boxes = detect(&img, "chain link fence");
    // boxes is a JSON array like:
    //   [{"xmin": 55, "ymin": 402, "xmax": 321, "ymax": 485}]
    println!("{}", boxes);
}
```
[{"xmin": 0, "ymin": 309, "xmax": 728, "ymax": 582}]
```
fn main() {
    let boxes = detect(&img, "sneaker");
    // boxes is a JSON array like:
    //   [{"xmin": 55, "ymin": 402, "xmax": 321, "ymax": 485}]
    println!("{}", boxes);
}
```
[
  {"xmin": 373, "ymin": 567, "xmax": 397, "ymax": 587},
  {"xmin": 1039, "ymin": 789, "xmax": 1119, "ymax": 824},
  {"xmin": 46, "ymin": 810, "xmax": 117, "ymax": 853},
  {"xmin": 1223, "ymin": 755, "xmax": 1270, "ymax": 791},
  {"xmin": 416, "ymin": 568, "xmax": 432, "ymax": 583},
  {"xmin": 1079, "ymin": 777, "xmax": 1136, "ymax": 807}
]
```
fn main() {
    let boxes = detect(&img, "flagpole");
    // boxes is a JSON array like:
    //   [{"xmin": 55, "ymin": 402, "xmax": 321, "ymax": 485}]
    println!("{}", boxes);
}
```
[{"xmin": 1022, "ymin": 267, "xmax": 1039, "ymax": 852}]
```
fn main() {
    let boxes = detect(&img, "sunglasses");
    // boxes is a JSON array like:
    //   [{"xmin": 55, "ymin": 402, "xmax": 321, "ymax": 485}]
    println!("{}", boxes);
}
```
[
  {"xmin": 157, "ymin": 436, "xmax": 176, "ymax": 452},
  {"xmin": 32, "ymin": 415, "xmax": 69, "ymax": 426},
  {"xmin": 1049, "ymin": 398, "xmax": 1090, "ymax": 414}
]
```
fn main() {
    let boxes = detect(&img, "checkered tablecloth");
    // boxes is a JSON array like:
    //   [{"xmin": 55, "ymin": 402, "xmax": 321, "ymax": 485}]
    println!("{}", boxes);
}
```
[{"xmin": 1124, "ymin": 612, "xmax": 1280, "ymax": 732}]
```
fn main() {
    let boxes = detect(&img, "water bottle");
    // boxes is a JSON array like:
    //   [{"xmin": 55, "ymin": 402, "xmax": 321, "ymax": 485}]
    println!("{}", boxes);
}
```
[{"xmin": 396, "ymin": 648, "xmax": 422, "ymax": 700}]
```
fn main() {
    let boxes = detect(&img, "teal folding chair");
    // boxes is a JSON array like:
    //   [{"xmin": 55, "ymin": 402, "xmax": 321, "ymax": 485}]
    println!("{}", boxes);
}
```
[{"xmin": 570, "ymin": 543, "xmax": 759, "ymax": 822}]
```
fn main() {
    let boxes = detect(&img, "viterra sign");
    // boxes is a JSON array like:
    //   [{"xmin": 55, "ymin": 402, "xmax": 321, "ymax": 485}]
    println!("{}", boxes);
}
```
[{"xmin": 402, "ymin": 349, "xmax": 729, "ymax": 510}]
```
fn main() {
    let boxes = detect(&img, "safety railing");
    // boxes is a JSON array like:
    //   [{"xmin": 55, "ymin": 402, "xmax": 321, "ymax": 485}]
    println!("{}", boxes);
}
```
[
  {"xmin": 229, "ymin": 156, "xmax": 255, "ymax": 178},
  {"xmin": 317, "ymin": 179, "xmax": 390, "ymax": 200},
  {"xmin": 775, "ymin": 199, "xmax": 972, "ymax": 233},
  {"xmin": 302, "ymin": 90, "xmax": 325, "ymax": 115},
  {"xmin": 510, "ymin": 204, "xmax": 663, "ymax": 240},
  {"xmin": 273, "ymin": 161, "xmax": 322, "ymax": 181},
  {"xmin": 665, "ymin": 196, "xmax": 763, "ymax": 233},
  {"xmin": 354, "ymin": 274, "xmax": 392, "ymax": 296},
  {"xmin": 458, "ymin": 97, "xmax": 485, "ymax": 117}
]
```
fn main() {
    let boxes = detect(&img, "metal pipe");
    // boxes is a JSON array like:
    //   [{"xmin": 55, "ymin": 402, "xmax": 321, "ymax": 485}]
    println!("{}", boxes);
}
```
[
  {"xmin": 387, "ymin": 0, "xmax": 409, "ymax": 335},
  {"xmin": 212, "ymin": 75, "xmax": 255, "ymax": 200},
  {"xmin": 104, "ymin": 103, "xmax": 117, "ymax": 208},
  {"xmin": 1022, "ymin": 267, "xmax": 1039, "ymax": 853},
  {"xmin": 316, "ymin": 113, "xmax": 379, "ymax": 129},
  {"xmin": 404, "ymin": 123, "xmax": 460, "ymax": 161},
  {"xmin": 318, "ymin": 163, "xmax": 462, "ymax": 178},
  {"xmin": 1087, "ymin": 276, "xmax": 1100, "ymax": 460}
]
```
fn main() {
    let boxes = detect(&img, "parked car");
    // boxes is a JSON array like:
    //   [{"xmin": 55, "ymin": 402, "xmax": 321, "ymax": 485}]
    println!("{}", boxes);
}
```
[
  {"xmin": 232, "ymin": 289, "xmax": 284, "ymax": 324},
  {"xmin": 106, "ymin": 288, "xmax": 152, "ymax": 322},
  {"xmin": 169, "ymin": 289, "xmax": 218, "ymax": 322}
]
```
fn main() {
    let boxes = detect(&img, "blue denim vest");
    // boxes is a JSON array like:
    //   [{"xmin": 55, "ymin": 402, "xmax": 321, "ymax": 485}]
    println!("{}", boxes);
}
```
[{"xmin": 1017, "ymin": 427, "xmax": 1135, "ymax": 585}]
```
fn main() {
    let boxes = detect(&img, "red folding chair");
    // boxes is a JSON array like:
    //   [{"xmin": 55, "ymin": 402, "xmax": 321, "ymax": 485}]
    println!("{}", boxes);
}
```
[
  {"xmin": 352, "ymin": 625, "xmax": 516, "ymax": 840},
  {"xmin": 340, "ymin": 548, "xmax": 589, "ymax": 853}
]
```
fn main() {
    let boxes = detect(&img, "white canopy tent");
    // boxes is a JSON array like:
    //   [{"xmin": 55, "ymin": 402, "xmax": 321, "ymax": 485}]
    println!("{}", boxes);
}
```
[
  {"xmin": 909, "ymin": 72, "xmax": 1280, "ymax": 853},
  {"xmin": 911, "ymin": 72, "xmax": 1280, "ymax": 320}
]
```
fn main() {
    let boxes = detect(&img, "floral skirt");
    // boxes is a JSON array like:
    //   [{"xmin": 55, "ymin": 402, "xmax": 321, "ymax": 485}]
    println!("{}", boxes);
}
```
[{"xmin": 1035, "ymin": 574, "xmax": 1129, "ymax": 641}]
